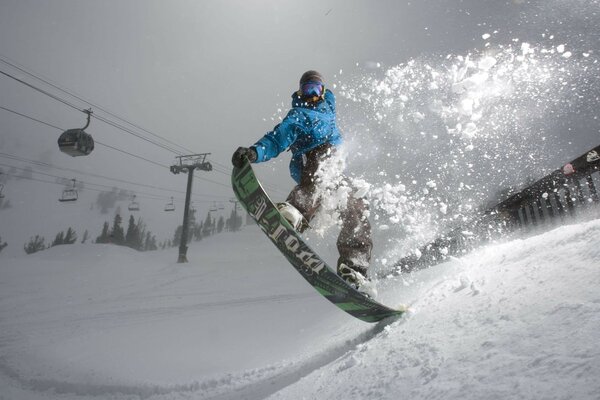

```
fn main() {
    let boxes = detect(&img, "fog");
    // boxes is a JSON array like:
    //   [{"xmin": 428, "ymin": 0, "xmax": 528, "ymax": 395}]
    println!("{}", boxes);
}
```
[{"xmin": 0, "ymin": 0, "xmax": 598, "ymax": 256}]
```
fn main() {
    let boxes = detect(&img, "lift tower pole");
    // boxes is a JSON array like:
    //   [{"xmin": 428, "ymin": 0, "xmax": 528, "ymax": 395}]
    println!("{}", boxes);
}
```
[
  {"xmin": 229, "ymin": 199, "xmax": 241, "ymax": 231},
  {"xmin": 170, "ymin": 153, "xmax": 212, "ymax": 263}
]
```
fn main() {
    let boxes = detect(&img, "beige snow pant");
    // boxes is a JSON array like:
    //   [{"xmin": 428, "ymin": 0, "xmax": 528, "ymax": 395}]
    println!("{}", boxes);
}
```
[{"xmin": 286, "ymin": 143, "xmax": 373, "ymax": 273}]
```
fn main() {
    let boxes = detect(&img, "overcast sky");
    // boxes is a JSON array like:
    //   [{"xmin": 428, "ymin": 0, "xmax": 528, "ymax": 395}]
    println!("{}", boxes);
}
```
[{"xmin": 0, "ymin": 0, "xmax": 598, "ymax": 204}]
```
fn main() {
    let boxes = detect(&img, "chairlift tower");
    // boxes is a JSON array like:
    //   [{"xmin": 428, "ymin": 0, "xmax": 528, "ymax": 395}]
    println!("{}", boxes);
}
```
[
  {"xmin": 229, "ymin": 198, "xmax": 241, "ymax": 231},
  {"xmin": 170, "ymin": 153, "xmax": 212, "ymax": 263}
]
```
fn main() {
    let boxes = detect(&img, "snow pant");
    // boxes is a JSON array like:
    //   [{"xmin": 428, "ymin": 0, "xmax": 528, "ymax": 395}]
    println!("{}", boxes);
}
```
[{"xmin": 286, "ymin": 143, "xmax": 373, "ymax": 273}]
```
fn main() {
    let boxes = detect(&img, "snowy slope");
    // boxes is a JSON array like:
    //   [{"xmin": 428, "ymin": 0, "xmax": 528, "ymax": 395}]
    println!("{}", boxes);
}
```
[
  {"xmin": 1, "ymin": 219, "xmax": 600, "ymax": 400},
  {"xmin": 270, "ymin": 220, "xmax": 600, "ymax": 400}
]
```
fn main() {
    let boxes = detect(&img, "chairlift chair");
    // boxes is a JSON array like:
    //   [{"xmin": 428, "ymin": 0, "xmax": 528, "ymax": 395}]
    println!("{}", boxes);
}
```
[
  {"xmin": 59, "ymin": 179, "xmax": 78, "ymax": 202},
  {"xmin": 209, "ymin": 201, "xmax": 218, "ymax": 212},
  {"xmin": 128, "ymin": 195, "xmax": 140, "ymax": 211},
  {"xmin": 58, "ymin": 109, "xmax": 95, "ymax": 157},
  {"xmin": 164, "ymin": 197, "xmax": 175, "ymax": 212}
]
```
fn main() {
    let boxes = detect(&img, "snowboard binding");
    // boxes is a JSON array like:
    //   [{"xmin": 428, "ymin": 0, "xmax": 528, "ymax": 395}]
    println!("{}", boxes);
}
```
[
  {"xmin": 277, "ymin": 202, "xmax": 309, "ymax": 233},
  {"xmin": 337, "ymin": 259, "xmax": 378, "ymax": 299}
]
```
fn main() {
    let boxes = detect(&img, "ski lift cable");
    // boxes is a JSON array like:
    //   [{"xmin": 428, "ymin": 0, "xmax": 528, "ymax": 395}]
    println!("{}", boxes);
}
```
[
  {"xmin": 1, "ymin": 103, "xmax": 283, "ymax": 195},
  {"xmin": 2, "ymin": 172, "xmax": 171, "ymax": 203},
  {"xmin": 0, "ymin": 167, "xmax": 223, "ymax": 204},
  {"xmin": 0, "ymin": 163, "xmax": 168, "ymax": 201},
  {"xmin": 0, "ymin": 105, "xmax": 172, "ymax": 170},
  {"xmin": 0, "ymin": 105, "xmax": 164, "ymax": 167},
  {"xmin": 0, "ymin": 159, "xmax": 231, "ymax": 202},
  {"xmin": 191, "ymin": 173, "xmax": 233, "ymax": 189},
  {"xmin": 91, "ymin": 113, "xmax": 186, "ymax": 155},
  {"xmin": 0, "ymin": 158, "xmax": 230, "ymax": 201},
  {"xmin": 0, "ymin": 105, "xmax": 64, "ymax": 130},
  {"xmin": 0, "ymin": 59, "xmax": 286, "ymax": 193},
  {"xmin": 0, "ymin": 58, "xmax": 287, "ymax": 193},
  {"xmin": 0, "ymin": 69, "xmax": 83, "ymax": 112},
  {"xmin": 0, "ymin": 154, "xmax": 174, "ymax": 195},
  {"xmin": 0, "ymin": 106, "xmax": 235, "ymax": 191},
  {"xmin": 94, "ymin": 141, "xmax": 170, "ymax": 169},
  {"xmin": 0, "ymin": 67, "xmax": 185, "ymax": 156},
  {"xmin": 0, "ymin": 55, "xmax": 195, "ymax": 155}
]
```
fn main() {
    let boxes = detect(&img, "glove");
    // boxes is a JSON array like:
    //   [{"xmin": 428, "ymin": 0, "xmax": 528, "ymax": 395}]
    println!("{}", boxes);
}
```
[{"xmin": 231, "ymin": 146, "xmax": 257, "ymax": 168}]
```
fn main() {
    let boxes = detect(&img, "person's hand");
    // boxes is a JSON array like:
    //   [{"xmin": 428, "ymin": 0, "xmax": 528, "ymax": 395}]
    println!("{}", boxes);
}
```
[{"xmin": 231, "ymin": 147, "xmax": 257, "ymax": 168}]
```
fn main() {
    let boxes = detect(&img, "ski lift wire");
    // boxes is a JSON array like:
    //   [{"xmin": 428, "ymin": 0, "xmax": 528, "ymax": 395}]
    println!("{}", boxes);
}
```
[
  {"xmin": 0, "ymin": 169, "xmax": 222, "ymax": 205},
  {"xmin": 0, "ymin": 106, "xmax": 166, "ymax": 168},
  {"xmin": 1, "ymin": 95, "xmax": 284, "ymax": 193},
  {"xmin": 0, "ymin": 58, "xmax": 285, "ymax": 193},
  {"xmin": 0, "ymin": 162, "xmax": 230, "ymax": 202},
  {"xmin": 0, "ymin": 153, "xmax": 171, "ymax": 193},
  {"xmin": 0, "ymin": 68, "xmax": 83, "ymax": 112},
  {"xmin": 0, "ymin": 107, "xmax": 234, "ymax": 191},
  {"xmin": 0, "ymin": 54, "xmax": 196, "ymax": 155},
  {"xmin": 0, "ymin": 67, "xmax": 184, "ymax": 155},
  {"xmin": 0, "ymin": 105, "xmax": 63, "ymax": 130}
]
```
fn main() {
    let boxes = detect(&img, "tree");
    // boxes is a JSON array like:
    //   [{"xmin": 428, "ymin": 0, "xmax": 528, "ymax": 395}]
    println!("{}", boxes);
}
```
[
  {"xmin": 227, "ymin": 209, "xmax": 243, "ymax": 232},
  {"xmin": 136, "ymin": 218, "xmax": 147, "ymax": 249},
  {"xmin": 81, "ymin": 230, "xmax": 89, "ymax": 244},
  {"xmin": 52, "ymin": 228, "xmax": 77, "ymax": 246},
  {"xmin": 189, "ymin": 208, "xmax": 197, "ymax": 229},
  {"xmin": 144, "ymin": 232, "xmax": 157, "ymax": 251},
  {"xmin": 217, "ymin": 216, "xmax": 225, "ymax": 233},
  {"xmin": 172, "ymin": 225, "xmax": 182, "ymax": 246},
  {"xmin": 125, "ymin": 215, "xmax": 141, "ymax": 249},
  {"xmin": 202, "ymin": 212, "xmax": 214, "ymax": 237},
  {"xmin": 51, "ymin": 231, "xmax": 65, "ymax": 247},
  {"xmin": 24, "ymin": 235, "xmax": 46, "ymax": 254},
  {"xmin": 172, "ymin": 224, "xmax": 193, "ymax": 246},
  {"xmin": 193, "ymin": 221, "xmax": 203, "ymax": 241},
  {"xmin": 96, "ymin": 222, "xmax": 110, "ymax": 243},
  {"xmin": 64, "ymin": 227, "xmax": 77, "ymax": 244},
  {"xmin": 0, "ymin": 236, "xmax": 7, "ymax": 253},
  {"xmin": 111, "ymin": 213, "xmax": 125, "ymax": 245}
]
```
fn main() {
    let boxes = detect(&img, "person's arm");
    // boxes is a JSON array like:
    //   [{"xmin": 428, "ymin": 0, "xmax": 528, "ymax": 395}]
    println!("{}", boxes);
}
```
[
  {"xmin": 231, "ymin": 109, "xmax": 306, "ymax": 168},
  {"xmin": 252, "ymin": 109, "xmax": 305, "ymax": 163}
]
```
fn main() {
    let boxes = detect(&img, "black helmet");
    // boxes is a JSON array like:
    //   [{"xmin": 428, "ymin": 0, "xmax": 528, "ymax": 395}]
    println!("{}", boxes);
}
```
[
  {"xmin": 299, "ymin": 70, "xmax": 324, "ymax": 100},
  {"xmin": 299, "ymin": 70, "xmax": 323, "ymax": 86}
]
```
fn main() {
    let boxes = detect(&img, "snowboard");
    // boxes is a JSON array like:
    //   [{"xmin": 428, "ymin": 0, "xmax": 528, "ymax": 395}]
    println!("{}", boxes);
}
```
[{"xmin": 232, "ymin": 158, "xmax": 405, "ymax": 323}]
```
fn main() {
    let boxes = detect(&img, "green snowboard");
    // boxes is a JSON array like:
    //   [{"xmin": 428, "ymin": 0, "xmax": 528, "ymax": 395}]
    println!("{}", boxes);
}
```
[{"xmin": 232, "ymin": 158, "xmax": 405, "ymax": 323}]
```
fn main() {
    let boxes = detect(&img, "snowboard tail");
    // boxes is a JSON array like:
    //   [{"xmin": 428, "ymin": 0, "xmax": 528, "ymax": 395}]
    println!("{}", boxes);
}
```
[{"xmin": 232, "ymin": 159, "xmax": 404, "ymax": 323}]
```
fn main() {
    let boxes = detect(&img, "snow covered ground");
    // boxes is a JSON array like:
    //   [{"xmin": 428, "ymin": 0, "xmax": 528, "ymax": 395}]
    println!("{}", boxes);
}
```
[{"xmin": 1, "ymin": 218, "xmax": 599, "ymax": 400}]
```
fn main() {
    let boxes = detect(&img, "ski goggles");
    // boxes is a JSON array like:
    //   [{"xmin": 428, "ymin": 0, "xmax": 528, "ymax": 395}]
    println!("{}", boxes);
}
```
[{"xmin": 300, "ymin": 81, "xmax": 324, "ymax": 97}]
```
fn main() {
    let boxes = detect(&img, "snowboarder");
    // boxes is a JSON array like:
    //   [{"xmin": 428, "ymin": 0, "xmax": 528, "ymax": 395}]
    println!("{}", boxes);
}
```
[{"xmin": 232, "ymin": 70, "xmax": 373, "ymax": 293}]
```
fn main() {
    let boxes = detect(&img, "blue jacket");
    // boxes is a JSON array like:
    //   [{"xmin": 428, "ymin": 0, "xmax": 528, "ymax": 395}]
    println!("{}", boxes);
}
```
[{"xmin": 252, "ymin": 89, "xmax": 343, "ymax": 183}]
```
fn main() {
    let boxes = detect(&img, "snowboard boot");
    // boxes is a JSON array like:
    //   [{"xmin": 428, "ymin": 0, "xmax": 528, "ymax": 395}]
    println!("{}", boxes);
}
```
[
  {"xmin": 337, "ymin": 258, "xmax": 378, "ymax": 298},
  {"xmin": 277, "ymin": 202, "xmax": 309, "ymax": 233}
]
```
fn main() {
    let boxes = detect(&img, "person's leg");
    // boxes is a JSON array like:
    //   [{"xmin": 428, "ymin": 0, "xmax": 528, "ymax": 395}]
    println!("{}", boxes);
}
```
[
  {"xmin": 284, "ymin": 144, "xmax": 334, "ymax": 229},
  {"xmin": 336, "ymin": 192, "xmax": 373, "ymax": 275}
]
